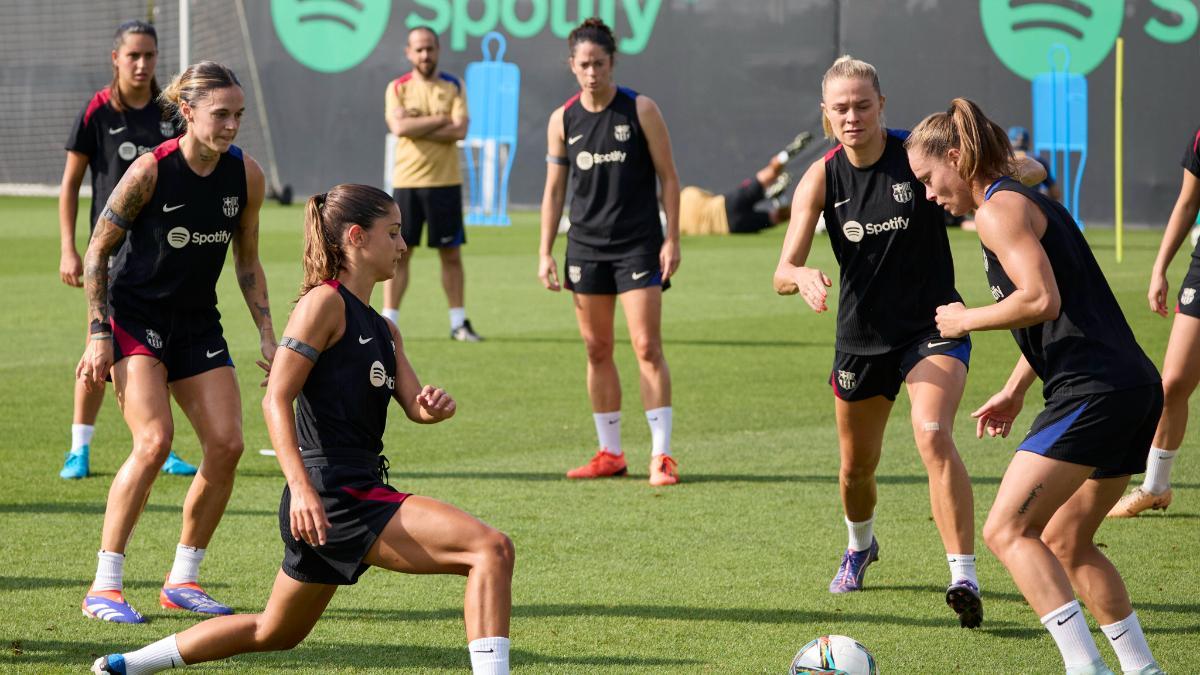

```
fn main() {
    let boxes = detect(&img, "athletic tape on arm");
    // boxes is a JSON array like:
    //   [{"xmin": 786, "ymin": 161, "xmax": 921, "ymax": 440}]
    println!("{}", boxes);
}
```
[
  {"xmin": 280, "ymin": 336, "xmax": 320, "ymax": 363},
  {"xmin": 102, "ymin": 205, "xmax": 133, "ymax": 230},
  {"xmin": 546, "ymin": 154, "xmax": 569, "ymax": 165}
]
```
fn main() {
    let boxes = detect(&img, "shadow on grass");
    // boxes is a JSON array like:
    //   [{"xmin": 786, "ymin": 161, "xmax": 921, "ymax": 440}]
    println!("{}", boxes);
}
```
[
  {"xmin": 0, "ymin": 502, "xmax": 273, "ymax": 517},
  {"xmin": 427, "ymin": 335, "xmax": 824, "ymax": 349},
  {"xmin": 0, "ymin": 576, "xmax": 230, "ymax": 592},
  {"xmin": 4, "ymin": 639, "xmax": 698, "ymax": 669},
  {"xmin": 370, "ymin": 470, "xmax": 1003, "ymax": 486}
]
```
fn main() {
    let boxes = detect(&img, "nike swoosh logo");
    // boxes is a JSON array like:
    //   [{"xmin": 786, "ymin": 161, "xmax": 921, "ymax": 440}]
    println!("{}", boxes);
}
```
[
  {"xmin": 109, "ymin": 126, "xmax": 127, "ymax": 135},
  {"xmin": 834, "ymin": 198, "xmax": 851, "ymax": 208},
  {"xmin": 927, "ymin": 341, "xmax": 950, "ymax": 348},
  {"xmin": 359, "ymin": 336, "xmax": 373, "ymax": 344},
  {"xmin": 471, "ymin": 649, "xmax": 496, "ymax": 653},
  {"xmin": 162, "ymin": 203, "xmax": 186, "ymax": 212},
  {"xmin": 1111, "ymin": 629, "xmax": 1129, "ymax": 641},
  {"xmin": 568, "ymin": 135, "xmax": 584, "ymax": 145},
  {"xmin": 632, "ymin": 271, "xmax": 650, "ymax": 280},
  {"xmin": 1057, "ymin": 611, "xmax": 1079, "ymax": 626},
  {"xmin": 206, "ymin": 349, "xmax": 225, "ymax": 358}
]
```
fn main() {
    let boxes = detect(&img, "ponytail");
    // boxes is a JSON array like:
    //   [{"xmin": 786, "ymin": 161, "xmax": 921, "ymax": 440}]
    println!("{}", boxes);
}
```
[
  {"xmin": 299, "ymin": 184, "xmax": 396, "ymax": 297},
  {"xmin": 159, "ymin": 60, "xmax": 241, "ymax": 131},
  {"xmin": 906, "ymin": 98, "xmax": 1013, "ymax": 184}
]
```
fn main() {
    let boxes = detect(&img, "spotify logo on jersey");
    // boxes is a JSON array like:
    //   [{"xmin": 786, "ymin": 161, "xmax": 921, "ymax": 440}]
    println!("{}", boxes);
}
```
[
  {"xmin": 166, "ymin": 227, "xmax": 190, "ymax": 249},
  {"xmin": 980, "ymin": 0, "xmax": 1123, "ymax": 80},
  {"xmin": 369, "ymin": 360, "xmax": 388, "ymax": 388},
  {"xmin": 843, "ymin": 221, "xmax": 864, "ymax": 243},
  {"xmin": 271, "ymin": 0, "xmax": 391, "ymax": 73}
]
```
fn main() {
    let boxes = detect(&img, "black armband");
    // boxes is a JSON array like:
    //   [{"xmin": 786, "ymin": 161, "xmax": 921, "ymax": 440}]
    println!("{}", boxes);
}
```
[
  {"xmin": 89, "ymin": 318, "xmax": 111, "ymax": 335},
  {"xmin": 280, "ymin": 336, "xmax": 320, "ymax": 363},
  {"xmin": 102, "ymin": 205, "xmax": 133, "ymax": 230},
  {"xmin": 546, "ymin": 154, "xmax": 569, "ymax": 166}
]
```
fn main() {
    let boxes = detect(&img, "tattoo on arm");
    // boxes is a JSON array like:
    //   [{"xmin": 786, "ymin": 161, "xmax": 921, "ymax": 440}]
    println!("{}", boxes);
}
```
[
  {"xmin": 1018, "ymin": 482, "xmax": 1044, "ymax": 515},
  {"xmin": 83, "ymin": 222, "xmax": 126, "ymax": 323},
  {"xmin": 238, "ymin": 272, "xmax": 256, "ymax": 291}
]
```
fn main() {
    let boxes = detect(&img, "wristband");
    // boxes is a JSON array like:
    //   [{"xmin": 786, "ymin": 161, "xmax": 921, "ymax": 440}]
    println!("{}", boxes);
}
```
[{"xmin": 89, "ymin": 319, "xmax": 111, "ymax": 335}]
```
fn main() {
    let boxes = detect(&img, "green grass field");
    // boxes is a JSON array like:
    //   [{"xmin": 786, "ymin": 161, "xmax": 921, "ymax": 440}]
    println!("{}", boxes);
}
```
[{"xmin": 1, "ymin": 196, "xmax": 1196, "ymax": 673}]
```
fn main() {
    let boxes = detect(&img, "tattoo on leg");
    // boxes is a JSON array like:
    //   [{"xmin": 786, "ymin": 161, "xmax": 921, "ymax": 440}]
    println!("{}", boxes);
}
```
[{"xmin": 1018, "ymin": 483, "xmax": 1044, "ymax": 515}]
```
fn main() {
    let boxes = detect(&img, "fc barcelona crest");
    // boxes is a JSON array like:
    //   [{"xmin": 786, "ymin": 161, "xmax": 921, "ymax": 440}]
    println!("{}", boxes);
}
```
[
  {"xmin": 892, "ymin": 181, "xmax": 913, "ymax": 203},
  {"xmin": 222, "ymin": 196, "xmax": 240, "ymax": 218},
  {"xmin": 614, "ymin": 124, "xmax": 631, "ymax": 142},
  {"xmin": 160, "ymin": 120, "xmax": 176, "ymax": 137},
  {"xmin": 1183, "ymin": 288, "xmax": 1196, "ymax": 305},
  {"xmin": 837, "ymin": 369, "xmax": 856, "ymax": 390}
]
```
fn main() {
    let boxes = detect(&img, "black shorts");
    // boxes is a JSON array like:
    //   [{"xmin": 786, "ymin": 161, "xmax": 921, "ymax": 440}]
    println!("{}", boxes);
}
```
[
  {"xmin": 723, "ymin": 178, "xmax": 770, "ymax": 234},
  {"xmin": 831, "ymin": 333, "xmax": 971, "ymax": 402},
  {"xmin": 110, "ymin": 310, "xmax": 232, "ymax": 382},
  {"xmin": 1174, "ymin": 255, "xmax": 1200, "ymax": 317},
  {"xmin": 564, "ymin": 254, "xmax": 672, "ymax": 295},
  {"xmin": 280, "ymin": 455, "xmax": 410, "ymax": 585},
  {"xmin": 1017, "ymin": 383, "xmax": 1163, "ymax": 479},
  {"xmin": 393, "ymin": 186, "xmax": 465, "ymax": 248}
]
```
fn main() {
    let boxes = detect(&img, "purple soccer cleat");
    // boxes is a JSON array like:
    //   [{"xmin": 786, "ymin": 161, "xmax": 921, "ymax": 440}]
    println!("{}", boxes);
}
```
[
  {"xmin": 828, "ymin": 538, "xmax": 880, "ymax": 594},
  {"xmin": 946, "ymin": 578, "xmax": 984, "ymax": 628}
]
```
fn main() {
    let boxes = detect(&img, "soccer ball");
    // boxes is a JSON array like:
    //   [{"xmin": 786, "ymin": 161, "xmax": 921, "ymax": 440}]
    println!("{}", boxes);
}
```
[{"xmin": 789, "ymin": 635, "xmax": 878, "ymax": 674}]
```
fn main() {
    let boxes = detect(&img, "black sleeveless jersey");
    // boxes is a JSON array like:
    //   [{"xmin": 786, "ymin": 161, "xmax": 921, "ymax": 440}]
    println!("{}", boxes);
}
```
[
  {"xmin": 823, "ymin": 129, "xmax": 961, "ymax": 354},
  {"xmin": 1183, "ymin": 126, "xmax": 1200, "ymax": 262},
  {"xmin": 563, "ymin": 86, "xmax": 662, "ymax": 260},
  {"xmin": 65, "ymin": 87, "xmax": 180, "ymax": 231},
  {"xmin": 982, "ymin": 178, "xmax": 1159, "ymax": 399},
  {"xmin": 295, "ymin": 281, "xmax": 396, "ymax": 459},
  {"xmin": 108, "ymin": 138, "xmax": 246, "ymax": 316}
]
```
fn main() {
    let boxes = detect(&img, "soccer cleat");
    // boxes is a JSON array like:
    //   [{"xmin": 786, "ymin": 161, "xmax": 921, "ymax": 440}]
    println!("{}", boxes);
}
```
[
  {"xmin": 828, "ymin": 538, "xmax": 879, "ymax": 594},
  {"xmin": 161, "ymin": 450, "xmax": 198, "ymax": 476},
  {"xmin": 765, "ymin": 171, "xmax": 792, "ymax": 200},
  {"xmin": 1124, "ymin": 663, "xmax": 1166, "ymax": 675},
  {"xmin": 1065, "ymin": 659, "xmax": 1117, "ymax": 675},
  {"xmin": 450, "ymin": 319, "xmax": 484, "ymax": 342},
  {"xmin": 160, "ymin": 580, "xmax": 233, "ymax": 615},
  {"xmin": 566, "ymin": 450, "xmax": 628, "ymax": 479},
  {"xmin": 945, "ymin": 578, "xmax": 983, "ymax": 628},
  {"xmin": 1107, "ymin": 487, "xmax": 1172, "ymax": 518},
  {"xmin": 91, "ymin": 654, "xmax": 128, "ymax": 674},
  {"xmin": 82, "ymin": 589, "xmax": 145, "ymax": 624},
  {"xmin": 60, "ymin": 444, "xmax": 90, "ymax": 479},
  {"xmin": 781, "ymin": 132, "xmax": 813, "ymax": 162},
  {"xmin": 649, "ymin": 454, "xmax": 680, "ymax": 486}
]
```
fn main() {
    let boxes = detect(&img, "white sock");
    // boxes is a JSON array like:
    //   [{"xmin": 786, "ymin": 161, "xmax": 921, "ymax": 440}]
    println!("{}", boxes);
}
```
[
  {"xmin": 381, "ymin": 308, "xmax": 399, "ymax": 326},
  {"xmin": 167, "ymin": 544, "xmax": 206, "ymax": 585},
  {"xmin": 449, "ymin": 307, "xmax": 466, "ymax": 330},
  {"xmin": 1141, "ymin": 447, "xmax": 1177, "ymax": 494},
  {"xmin": 93, "ymin": 550, "xmax": 125, "ymax": 592},
  {"xmin": 947, "ymin": 553, "xmax": 978, "ymax": 587},
  {"xmin": 468, "ymin": 636, "xmax": 509, "ymax": 675},
  {"xmin": 645, "ymin": 406, "xmax": 672, "ymax": 457},
  {"xmin": 71, "ymin": 423, "xmax": 95, "ymax": 452},
  {"xmin": 1041, "ymin": 600, "xmax": 1103, "ymax": 669},
  {"xmin": 1101, "ymin": 612, "xmax": 1155, "ymax": 672},
  {"xmin": 121, "ymin": 634, "xmax": 184, "ymax": 674},
  {"xmin": 845, "ymin": 515, "xmax": 874, "ymax": 552},
  {"xmin": 594, "ymin": 411, "xmax": 622, "ymax": 455}
]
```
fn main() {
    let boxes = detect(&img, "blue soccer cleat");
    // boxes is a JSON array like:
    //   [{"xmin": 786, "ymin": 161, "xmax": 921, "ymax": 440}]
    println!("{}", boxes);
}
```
[
  {"xmin": 82, "ymin": 589, "xmax": 145, "ymax": 624},
  {"xmin": 91, "ymin": 654, "xmax": 127, "ymax": 674},
  {"xmin": 946, "ymin": 578, "xmax": 983, "ymax": 628},
  {"xmin": 828, "ymin": 538, "xmax": 879, "ymax": 594},
  {"xmin": 161, "ymin": 450, "xmax": 198, "ymax": 476},
  {"xmin": 60, "ymin": 444, "xmax": 90, "ymax": 479},
  {"xmin": 160, "ymin": 580, "xmax": 233, "ymax": 615}
]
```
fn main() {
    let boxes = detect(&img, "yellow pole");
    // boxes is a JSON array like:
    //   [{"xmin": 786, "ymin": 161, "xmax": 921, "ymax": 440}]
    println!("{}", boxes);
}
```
[{"xmin": 1115, "ymin": 37, "xmax": 1124, "ymax": 263}]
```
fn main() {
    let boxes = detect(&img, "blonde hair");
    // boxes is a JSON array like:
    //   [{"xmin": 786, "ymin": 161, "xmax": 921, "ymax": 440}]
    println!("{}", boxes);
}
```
[
  {"xmin": 158, "ymin": 60, "xmax": 241, "ymax": 129},
  {"xmin": 905, "ymin": 98, "xmax": 1014, "ymax": 184},
  {"xmin": 820, "ymin": 55, "xmax": 882, "ymax": 139},
  {"xmin": 301, "ymin": 184, "xmax": 396, "ymax": 296}
]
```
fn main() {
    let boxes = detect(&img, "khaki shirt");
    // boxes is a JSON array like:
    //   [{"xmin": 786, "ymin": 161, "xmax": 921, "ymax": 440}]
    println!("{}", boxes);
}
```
[{"xmin": 385, "ymin": 72, "xmax": 467, "ymax": 188}]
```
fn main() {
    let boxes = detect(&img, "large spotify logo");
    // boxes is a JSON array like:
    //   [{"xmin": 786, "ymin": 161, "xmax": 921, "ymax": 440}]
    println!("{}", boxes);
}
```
[
  {"xmin": 980, "ymin": 0, "xmax": 1124, "ymax": 80},
  {"xmin": 271, "ymin": 0, "xmax": 391, "ymax": 73}
]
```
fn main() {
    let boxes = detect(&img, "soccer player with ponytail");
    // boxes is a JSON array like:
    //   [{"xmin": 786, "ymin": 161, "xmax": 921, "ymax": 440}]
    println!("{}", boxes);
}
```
[
  {"xmin": 93, "ymin": 184, "xmax": 514, "ymax": 675},
  {"xmin": 907, "ymin": 98, "xmax": 1164, "ymax": 675},
  {"xmin": 77, "ymin": 61, "xmax": 274, "ymax": 624}
]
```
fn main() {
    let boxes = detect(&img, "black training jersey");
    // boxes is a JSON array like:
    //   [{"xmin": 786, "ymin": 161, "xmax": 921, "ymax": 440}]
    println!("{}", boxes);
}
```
[
  {"xmin": 295, "ymin": 281, "xmax": 396, "ymax": 460},
  {"xmin": 108, "ymin": 138, "xmax": 246, "ymax": 316},
  {"xmin": 563, "ymin": 86, "xmax": 662, "ymax": 260},
  {"xmin": 1183, "ymin": 125, "xmax": 1200, "ymax": 179},
  {"xmin": 982, "ymin": 178, "xmax": 1159, "ymax": 399},
  {"xmin": 65, "ymin": 87, "xmax": 179, "ymax": 231},
  {"xmin": 823, "ymin": 129, "xmax": 962, "ymax": 355}
]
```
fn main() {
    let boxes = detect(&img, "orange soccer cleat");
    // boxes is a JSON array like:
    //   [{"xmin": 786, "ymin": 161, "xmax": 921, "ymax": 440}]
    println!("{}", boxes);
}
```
[
  {"xmin": 566, "ymin": 450, "xmax": 628, "ymax": 479},
  {"xmin": 649, "ymin": 454, "xmax": 680, "ymax": 486}
]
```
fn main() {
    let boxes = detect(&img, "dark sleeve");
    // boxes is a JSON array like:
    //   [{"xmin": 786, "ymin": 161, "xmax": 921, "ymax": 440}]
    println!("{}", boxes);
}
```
[
  {"xmin": 1035, "ymin": 156, "xmax": 1055, "ymax": 188},
  {"xmin": 1183, "ymin": 126, "xmax": 1200, "ymax": 178},
  {"xmin": 65, "ymin": 100, "xmax": 95, "ymax": 157}
]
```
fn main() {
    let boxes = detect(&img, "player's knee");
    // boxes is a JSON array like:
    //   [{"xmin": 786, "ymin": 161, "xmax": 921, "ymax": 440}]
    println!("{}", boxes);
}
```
[
  {"xmin": 254, "ymin": 621, "xmax": 307, "ymax": 652},
  {"xmin": 982, "ymin": 516, "xmax": 1015, "ymax": 557},
  {"xmin": 583, "ymin": 337, "xmax": 615, "ymax": 364},
  {"xmin": 201, "ymin": 435, "xmax": 244, "ymax": 472},
  {"xmin": 913, "ymin": 423, "xmax": 956, "ymax": 460},
  {"xmin": 131, "ymin": 428, "xmax": 173, "ymax": 466},
  {"xmin": 438, "ymin": 247, "xmax": 463, "ymax": 265},
  {"xmin": 477, "ymin": 529, "xmax": 516, "ymax": 575},
  {"xmin": 631, "ymin": 334, "xmax": 663, "ymax": 364},
  {"xmin": 838, "ymin": 462, "xmax": 875, "ymax": 489},
  {"xmin": 1041, "ymin": 528, "xmax": 1088, "ymax": 565},
  {"xmin": 1161, "ymin": 372, "xmax": 1195, "ymax": 404}
]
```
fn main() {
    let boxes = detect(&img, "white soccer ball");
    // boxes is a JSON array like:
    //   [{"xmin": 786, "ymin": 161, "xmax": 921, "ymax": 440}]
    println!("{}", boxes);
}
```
[{"xmin": 790, "ymin": 635, "xmax": 878, "ymax": 674}]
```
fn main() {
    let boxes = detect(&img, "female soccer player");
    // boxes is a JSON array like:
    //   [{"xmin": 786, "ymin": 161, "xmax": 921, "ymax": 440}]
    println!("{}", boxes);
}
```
[
  {"xmin": 76, "ymin": 61, "xmax": 274, "ymax": 623},
  {"xmin": 907, "ymin": 98, "xmax": 1164, "ymax": 675},
  {"xmin": 773, "ymin": 56, "xmax": 982, "ymax": 626},
  {"xmin": 538, "ymin": 18, "xmax": 682, "ymax": 486},
  {"xmin": 58, "ymin": 20, "xmax": 197, "ymax": 479},
  {"xmin": 1107, "ymin": 123, "xmax": 1200, "ymax": 518},
  {"xmin": 92, "ymin": 184, "xmax": 514, "ymax": 675}
]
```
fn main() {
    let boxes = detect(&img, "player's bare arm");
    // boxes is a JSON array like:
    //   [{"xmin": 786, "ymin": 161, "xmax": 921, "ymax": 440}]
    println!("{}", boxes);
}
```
[
  {"xmin": 388, "ymin": 106, "xmax": 451, "ymax": 138},
  {"xmin": 58, "ymin": 150, "xmax": 89, "ymax": 287},
  {"xmin": 637, "ymin": 95, "xmax": 681, "ymax": 279},
  {"xmin": 387, "ymin": 319, "xmax": 456, "ymax": 423},
  {"xmin": 538, "ymin": 106, "xmax": 568, "ymax": 291},
  {"xmin": 1149, "ymin": 170, "xmax": 1200, "ymax": 315},
  {"xmin": 233, "ymin": 155, "xmax": 276, "ymax": 375},
  {"xmin": 774, "ymin": 159, "xmax": 832, "ymax": 311}
]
